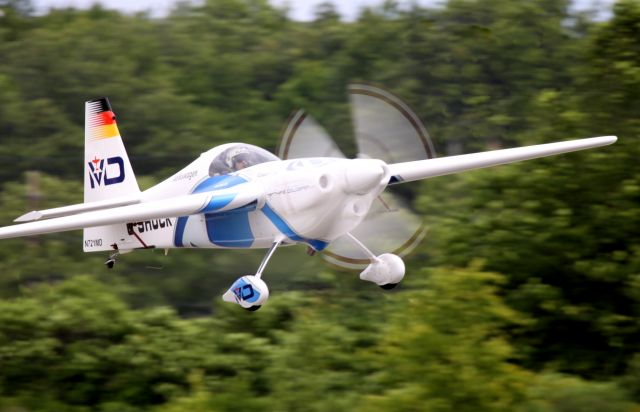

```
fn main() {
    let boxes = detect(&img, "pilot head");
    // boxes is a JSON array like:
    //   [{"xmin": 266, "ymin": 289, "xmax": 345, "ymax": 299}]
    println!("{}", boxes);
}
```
[{"xmin": 226, "ymin": 147, "xmax": 251, "ymax": 171}]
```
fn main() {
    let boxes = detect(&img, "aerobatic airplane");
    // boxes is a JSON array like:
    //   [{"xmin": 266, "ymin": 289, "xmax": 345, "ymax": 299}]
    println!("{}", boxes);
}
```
[{"xmin": 0, "ymin": 85, "xmax": 617, "ymax": 310}]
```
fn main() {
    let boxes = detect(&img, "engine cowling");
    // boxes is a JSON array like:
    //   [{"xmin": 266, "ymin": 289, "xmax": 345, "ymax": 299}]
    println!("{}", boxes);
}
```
[
  {"xmin": 359, "ymin": 253, "xmax": 405, "ymax": 286},
  {"xmin": 222, "ymin": 275, "xmax": 269, "ymax": 310}
]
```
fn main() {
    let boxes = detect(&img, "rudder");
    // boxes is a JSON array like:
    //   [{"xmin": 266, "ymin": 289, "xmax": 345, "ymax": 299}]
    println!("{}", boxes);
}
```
[
  {"xmin": 84, "ymin": 98, "xmax": 140, "ymax": 202},
  {"xmin": 83, "ymin": 98, "xmax": 140, "ymax": 252}
]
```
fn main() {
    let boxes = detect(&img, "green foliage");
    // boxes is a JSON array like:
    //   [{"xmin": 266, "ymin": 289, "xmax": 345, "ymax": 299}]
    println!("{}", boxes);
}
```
[
  {"xmin": 413, "ymin": 0, "xmax": 640, "ymax": 381},
  {"xmin": 358, "ymin": 268, "xmax": 531, "ymax": 412},
  {"xmin": 519, "ymin": 373, "xmax": 635, "ymax": 412}
]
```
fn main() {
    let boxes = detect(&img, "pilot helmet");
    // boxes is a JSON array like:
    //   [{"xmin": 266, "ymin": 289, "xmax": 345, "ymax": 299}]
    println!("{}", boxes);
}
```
[{"xmin": 225, "ymin": 146, "xmax": 252, "ymax": 170}]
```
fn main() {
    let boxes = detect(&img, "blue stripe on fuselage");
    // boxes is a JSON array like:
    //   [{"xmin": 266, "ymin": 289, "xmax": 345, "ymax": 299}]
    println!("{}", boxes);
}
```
[
  {"xmin": 205, "ymin": 210, "xmax": 254, "ymax": 248},
  {"xmin": 200, "ymin": 193, "xmax": 237, "ymax": 213},
  {"xmin": 174, "ymin": 174, "xmax": 249, "ymax": 247},
  {"xmin": 174, "ymin": 216, "xmax": 189, "ymax": 247},
  {"xmin": 204, "ymin": 200, "xmax": 258, "ymax": 248},
  {"xmin": 261, "ymin": 203, "xmax": 329, "ymax": 251},
  {"xmin": 193, "ymin": 175, "xmax": 247, "ymax": 193}
]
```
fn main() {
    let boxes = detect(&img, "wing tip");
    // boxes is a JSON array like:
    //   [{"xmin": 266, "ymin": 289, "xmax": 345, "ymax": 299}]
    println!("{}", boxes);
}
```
[
  {"xmin": 596, "ymin": 135, "xmax": 617, "ymax": 145},
  {"xmin": 14, "ymin": 211, "xmax": 42, "ymax": 222}
]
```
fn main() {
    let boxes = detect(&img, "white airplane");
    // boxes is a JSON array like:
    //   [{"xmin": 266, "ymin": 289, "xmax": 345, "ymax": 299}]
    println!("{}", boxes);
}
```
[{"xmin": 0, "ymin": 88, "xmax": 616, "ymax": 310}]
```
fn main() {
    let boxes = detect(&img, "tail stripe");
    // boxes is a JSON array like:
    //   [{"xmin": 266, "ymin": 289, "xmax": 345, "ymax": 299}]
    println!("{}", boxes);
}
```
[{"xmin": 86, "ymin": 99, "xmax": 120, "ymax": 141}]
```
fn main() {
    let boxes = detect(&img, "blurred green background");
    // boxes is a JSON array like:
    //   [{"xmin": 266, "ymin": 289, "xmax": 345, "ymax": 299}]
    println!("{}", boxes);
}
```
[{"xmin": 0, "ymin": 0, "xmax": 639, "ymax": 410}]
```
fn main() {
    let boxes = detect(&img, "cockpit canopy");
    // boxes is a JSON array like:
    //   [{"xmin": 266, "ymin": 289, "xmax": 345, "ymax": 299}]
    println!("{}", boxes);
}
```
[{"xmin": 208, "ymin": 144, "xmax": 280, "ymax": 176}]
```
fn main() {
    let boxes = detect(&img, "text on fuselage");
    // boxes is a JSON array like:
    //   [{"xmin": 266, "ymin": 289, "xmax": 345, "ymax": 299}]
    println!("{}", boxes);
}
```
[{"xmin": 127, "ymin": 219, "xmax": 173, "ymax": 235}]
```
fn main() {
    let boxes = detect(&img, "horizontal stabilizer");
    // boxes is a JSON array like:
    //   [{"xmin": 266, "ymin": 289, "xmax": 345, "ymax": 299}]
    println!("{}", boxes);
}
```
[
  {"xmin": 14, "ymin": 195, "xmax": 140, "ymax": 222},
  {"xmin": 388, "ymin": 136, "xmax": 617, "ymax": 184},
  {"xmin": 0, "ymin": 182, "xmax": 263, "ymax": 240}
]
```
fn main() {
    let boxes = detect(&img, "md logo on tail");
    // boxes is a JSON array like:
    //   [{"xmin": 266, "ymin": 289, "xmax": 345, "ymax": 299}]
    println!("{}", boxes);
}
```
[{"xmin": 87, "ymin": 156, "xmax": 125, "ymax": 188}]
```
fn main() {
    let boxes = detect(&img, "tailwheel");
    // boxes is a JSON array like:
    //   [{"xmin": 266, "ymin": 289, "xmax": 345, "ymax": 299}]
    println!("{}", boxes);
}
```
[
  {"xmin": 103, "ymin": 247, "xmax": 133, "ymax": 269},
  {"xmin": 105, "ymin": 249, "xmax": 119, "ymax": 269}
]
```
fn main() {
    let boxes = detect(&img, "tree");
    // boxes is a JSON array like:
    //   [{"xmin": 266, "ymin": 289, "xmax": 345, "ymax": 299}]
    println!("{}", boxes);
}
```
[{"xmin": 358, "ymin": 267, "xmax": 531, "ymax": 412}]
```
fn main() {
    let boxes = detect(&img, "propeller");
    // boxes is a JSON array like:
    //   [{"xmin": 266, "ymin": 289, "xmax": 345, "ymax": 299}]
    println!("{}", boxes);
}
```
[{"xmin": 277, "ymin": 84, "xmax": 436, "ymax": 270}]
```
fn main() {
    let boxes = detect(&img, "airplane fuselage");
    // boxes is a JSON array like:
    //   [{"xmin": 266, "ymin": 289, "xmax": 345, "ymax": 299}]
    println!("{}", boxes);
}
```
[{"xmin": 90, "ymin": 143, "xmax": 388, "ymax": 252}]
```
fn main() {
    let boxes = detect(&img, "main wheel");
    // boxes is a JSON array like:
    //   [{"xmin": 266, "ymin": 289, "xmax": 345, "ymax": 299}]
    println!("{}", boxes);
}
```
[
  {"xmin": 245, "ymin": 305, "xmax": 262, "ymax": 312},
  {"xmin": 222, "ymin": 276, "xmax": 270, "ymax": 309},
  {"xmin": 360, "ymin": 254, "xmax": 405, "ymax": 286}
]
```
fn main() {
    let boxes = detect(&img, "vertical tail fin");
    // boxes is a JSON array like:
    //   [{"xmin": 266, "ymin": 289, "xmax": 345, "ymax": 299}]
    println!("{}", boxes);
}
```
[
  {"xmin": 84, "ymin": 98, "xmax": 140, "ymax": 203},
  {"xmin": 84, "ymin": 98, "xmax": 140, "ymax": 252}
]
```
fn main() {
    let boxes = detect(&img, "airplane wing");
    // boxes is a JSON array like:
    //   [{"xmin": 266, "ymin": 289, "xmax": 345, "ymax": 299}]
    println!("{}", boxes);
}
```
[
  {"xmin": 0, "ymin": 182, "xmax": 263, "ymax": 240},
  {"xmin": 387, "ymin": 136, "xmax": 617, "ymax": 184}
]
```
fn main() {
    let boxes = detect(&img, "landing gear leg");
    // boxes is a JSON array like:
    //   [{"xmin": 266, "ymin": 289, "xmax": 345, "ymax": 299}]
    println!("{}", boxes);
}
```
[
  {"xmin": 104, "ymin": 245, "xmax": 133, "ymax": 269},
  {"xmin": 223, "ymin": 240, "xmax": 282, "ymax": 311},
  {"xmin": 104, "ymin": 246, "xmax": 120, "ymax": 269},
  {"xmin": 345, "ymin": 233, "xmax": 378, "ymax": 262},
  {"xmin": 345, "ymin": 233, "xmax": 405, "ymax": 289},
  {"xmin": 255, "ymin": 240, "xmax": 281, "ymax": 279}
]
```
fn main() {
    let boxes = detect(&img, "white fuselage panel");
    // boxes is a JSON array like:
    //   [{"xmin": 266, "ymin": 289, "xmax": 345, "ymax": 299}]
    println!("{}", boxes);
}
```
[{"xmin": 127, "ymin": 144, "xmax": 388, "ymax": 251}]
